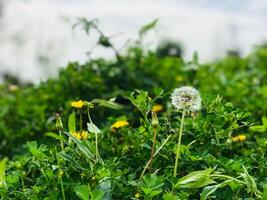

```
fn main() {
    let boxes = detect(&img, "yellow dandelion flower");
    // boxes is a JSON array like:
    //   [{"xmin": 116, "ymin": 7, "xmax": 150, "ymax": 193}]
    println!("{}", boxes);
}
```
[
  {"xmin": 71, "ymin": 131, "xmax": 81, "ymax": 140},
  {"xmin": 238, "ymin": 135, "xmax": 246, "ymax": 142},
  {"xmin": 152, "ymin": 104, "xmax": 163, "ymax": 113},
  {"xmin": 71, "ymin": 131, "xmax": 88, "ymax": 140},
  {"xmin": 111, "ymin": 120, "xmax": 129, "ymax": 129},
  {"xmin": 232, "ymin": 134, "xmax": 246, "ymax": 142},
  {"xmin": 80, "ymin": 131, "xmax": 88, "ymax": 140},
  {"xmin": 71, "ymin": 100, "xmax": 84, "ymax": 108}
]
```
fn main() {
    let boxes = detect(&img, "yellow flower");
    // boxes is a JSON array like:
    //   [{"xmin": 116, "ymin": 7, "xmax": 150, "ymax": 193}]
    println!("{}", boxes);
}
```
[
  {"xmin": 135, "ymin": 193, "xmax": 141, "ymax": 199},
  {"xmin": 232, "ymin": 134, "xmax": 246, "ymax": 142},
  {"xmin": 111, "ymin": 120, "xmax": 129, "ymax": 129},
  {"xmin": 72, "ymin": 131, "xmax": 81, "ymax": 140},
  {"xmin": 175, "ymin": 75, "xmax": 184, "ymax": 82},
  {"xmin": 152, "ymin": 104, "xmax": 163, "ymax": 113},
  {"xmin": 71, "ymin": 131, "xmax": 88, "ymax": 140},
  {"xmin": 71, "ymin": 100, "xmax": 84, "ymax": 108},
  {"xmin": 80, "ymin": 130, "xmax": 88, "ymax": 140}
]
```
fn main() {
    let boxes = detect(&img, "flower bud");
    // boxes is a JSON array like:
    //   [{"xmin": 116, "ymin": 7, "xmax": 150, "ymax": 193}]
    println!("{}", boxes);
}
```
[
  {"xmin": 55, "ymin": 113, "xmax": 63, "ymax": 130},
  {"xmin": 151, "ymin": 112, "xmax": 159, "ymax": 128}
]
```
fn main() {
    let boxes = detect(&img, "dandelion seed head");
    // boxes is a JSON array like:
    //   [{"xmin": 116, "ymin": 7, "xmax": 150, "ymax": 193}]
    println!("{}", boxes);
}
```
[{"xmin": 171, "ymin": 86, "xmax": 201, "ymax": 112}]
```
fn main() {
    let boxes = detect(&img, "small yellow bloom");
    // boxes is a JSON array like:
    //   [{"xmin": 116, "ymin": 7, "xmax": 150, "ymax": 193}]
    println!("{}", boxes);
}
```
[
  {"xmin": 152, "ymin": 104, "xmax": 163, "ymax": 113},
  {"xmin": 71, "ymin": 100, "xmax": 84, "ymax": 108},
  {"xmin": 232, "ymin": 134, "xmax": 246, "ymax": 142},
  {"xmin": 58, "ymin": 170, "xmax": 64, "ymax": 177},
  {"xmin": 72, "ymin": 132, "xmax": 81, "ymax": 140},
  {"xmin": 71, "ymin": 131, "xmax": 88, "ymax": 140},
  {"xmin": 135, "ymin": 193, "xmax": 141, "ymax": 199},
  {"xmin": 111, "ymin": 120, "xmax": 129, "ymax": 129},
  {"xmin": 175, "ymin": 75, "xmax": 184, "ymax": 82},
  {"xmin": 80, "ymin": 130, "xmax": 88, "ymax": 140}
]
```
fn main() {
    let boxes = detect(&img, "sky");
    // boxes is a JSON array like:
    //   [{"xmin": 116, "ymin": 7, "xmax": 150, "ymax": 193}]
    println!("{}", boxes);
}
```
[{"xmin": 0, "ymin": 0, "xmax": 267, "ymax": 82}]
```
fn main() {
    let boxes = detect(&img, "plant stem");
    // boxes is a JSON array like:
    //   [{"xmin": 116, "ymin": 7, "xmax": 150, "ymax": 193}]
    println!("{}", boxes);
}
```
[
  {"xmin": 139, "ymin": 134, "xmax": 172, "ymax": 180},
  {"xmin": 174, "ymin": 109, "xmax": 185, "ymax": 177},
  {"xmin": 58, "ymin": 130, "xmax": 64, "ymax": 151},
  {"xmin": 87, "ymin": 108, "xmax": 93, "ymax": 123},
  {"xmin": 210, "ymin": 174, "xmax": 245, "ymax": 185},
  {"xmin": 79, "ymin": 110, "xmax": 83, "ymax": 131},
  {"xmin": 60, "ymin": 177, "xmax": 66, "ymax": 200},
  {"xmin": 148, "ymin": 127, "xmax": 157, "ymax": 172},
  {"xmin": 95, "ymin": 132, "xmax": 99, "ymax": 161}
]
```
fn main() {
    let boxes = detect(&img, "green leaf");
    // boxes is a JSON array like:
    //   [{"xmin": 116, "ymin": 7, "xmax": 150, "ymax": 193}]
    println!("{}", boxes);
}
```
[
  {"xmin": 142, "ymin": 174, "xmax": 164, "ymax": 198},
  {"xmin": 65, "ymin": 132, "xmax": 94, "ymax": 161},
  {"xmin": 153, "ymin": 87, "xmax": 164, "ymax": 96},
  {"xmin": 163, "ymin": 193, "xmax": 178, "ymax": 200},
  {"xmin": 74, "ymin": 185, "xmax": 90, "ymax": 200},
  {"xmin": 201, "ymin": 180, "xmax": 232, "ymax": 200},
  {"xmin": 92, "ymin": 98, "xmax": 123, "ymax": 110},
  {"xmin": 57, "ymin": 152, "xmax": 84, "ymax": 170},
  {"xmin": 175, "ymin": 168, "xmax": 216, "ymax": 189},
  {"xmin": 91, "ymin": 189, "xmax": 105, "ymax": 200},
  {"xmin": 0, "ymin": 158, "xmax": 8, "ymax": 188},
  {"xmin": 45, "ymin": 132, "xmax": 64, "ymax": 141},
  {"xmin": 139, "ymin": 19, "xmax": 159, "ymax": 37},
  {"xmin": 87, "ymin": 122, "xmax": 100, "ymax": 134},
  {"xmin": 241, "ymin": 165, "xmax": 262, "ymax": 198},
  {"xmin": 249, "ymin": 125, "xmax": 266, "ymax": 133},
  {"xmin": 68, "ymin": 112, "xmax": 76, "ymax": 133},
  {"xmin": 262, "ymin": 117, "xmax": 267, "ymax": 127}
]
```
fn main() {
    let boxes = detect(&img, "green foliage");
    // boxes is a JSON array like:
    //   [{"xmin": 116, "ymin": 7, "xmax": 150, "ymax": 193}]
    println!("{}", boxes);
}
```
[{"xmin": 1, "ymin": 23, "xmax": 267, "ymax": 199}]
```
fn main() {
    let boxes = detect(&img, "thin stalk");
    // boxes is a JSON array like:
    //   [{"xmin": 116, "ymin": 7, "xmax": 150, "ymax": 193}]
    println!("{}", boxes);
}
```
[
  {"xmin": 95, "ymin": 132, "xmax": 99, "ymax": 161},
  {"xmin": 56, "ymin": 153, "xmax": 66, "ymax": 200},
  {"xmin": 148, "ymin": 128, "xmax": 157, "ymax": 172},
  {"xmin": 87, "ymin": 108, "xmax": 93, "ymax": 123},
  {"xmin": 60, "ymin": 177, "xmax": 66, "ymax": 200},
  {"xmin": 210, "ymin": 174, "xmax": 245, "ymax": 185},
  {"xmin": 79, "ymin": 110, "xmax": 83, "ymax": 131},
  {"xmin": 139, "ymin": 134, "xmax": 172, "ymax": 180},
  {"xmin": 174, "ymin": 109, "xmax": 185, "ymax": 177},
  {"xmin": 58, "ymin": 130, "xmax": 64, "ymax": 151}
]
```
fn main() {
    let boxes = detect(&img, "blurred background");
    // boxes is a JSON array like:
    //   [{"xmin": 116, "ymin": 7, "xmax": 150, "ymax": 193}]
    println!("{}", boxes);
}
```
[{"xmin": 0, "ymin": 0, "xmax": 267, "ymax": 83}]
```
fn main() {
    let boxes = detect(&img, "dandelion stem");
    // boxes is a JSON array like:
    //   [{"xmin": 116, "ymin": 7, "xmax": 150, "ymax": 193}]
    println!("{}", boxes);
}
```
[
  {"xmin": 174, "ymin": 109, "xmax": 185, "ymax": 177},
  {"xmin": 79, "ymin": 110, "xmax": 83, "ymax": 131},
  {"xmin": 58, "ymin": 130, "xmax": 64, "ymax": 152},
  {"xmin": 87, "ymin": 108, "xmax": 93, "ymax": 123},
  {"xmin": 60, "ymin": 177, "xmax": 66, "ymax": 200},
  {"xmin": 148, "ymin": 127, "xmax": 157, "ymax": 172},
  {"xmin": 95, "ymin": 132, "xmax": 99, "ymax": 161},
  {"xmin": 139, "ymin": 134, "xmax": 171, "ymax": 180}
]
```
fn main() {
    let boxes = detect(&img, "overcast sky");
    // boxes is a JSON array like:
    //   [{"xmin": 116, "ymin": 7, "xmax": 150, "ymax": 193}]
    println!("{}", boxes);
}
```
[{"xmin": 0, "ymin": 0, "xmax": 267, "ymax": 82}]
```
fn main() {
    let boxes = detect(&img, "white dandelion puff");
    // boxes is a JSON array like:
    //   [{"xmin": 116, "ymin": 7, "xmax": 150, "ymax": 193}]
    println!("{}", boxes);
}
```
[{"xmin": 171, "ymin": 86, "xmax": 201, "ymax": 112}]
